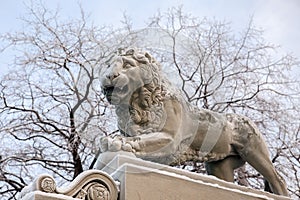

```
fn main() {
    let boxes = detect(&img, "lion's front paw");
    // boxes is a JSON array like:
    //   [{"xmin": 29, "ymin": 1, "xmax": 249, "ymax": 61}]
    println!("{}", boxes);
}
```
[
  {"xmin": 100, "ymin": 136, "xmax": 122, "ymax": 152},
  {"xmin": 125, "ymin": 140, "xmax": 141, "ymax": 152},
  {"xmin": 121, "ymin": 143, "xmax": 134, "ymax": 152},
  {"xmin": 100, "ymin": 137, "xmax": 109, "ymax": 152},
  {"xmin": 108, "ymin": 138, "xmax": 123, "ymax": 151},
  {"xmin": 100, "ymin": 136, "xmax": 141, "ymax": 153}
]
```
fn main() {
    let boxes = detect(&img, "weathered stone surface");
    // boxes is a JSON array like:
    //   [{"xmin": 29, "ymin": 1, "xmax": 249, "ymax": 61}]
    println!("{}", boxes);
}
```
[
  {"xmin": 19, "ymin": 192, "xmax": 79, "ymax": 200},
  {"xmin": 106, "ymin": 154, "xmax": 291, "ymax": 200},
  {"xmin": 98, "ymin": 48, "xmax": 288, "ymax": 196},
  {"xmin": 18, "ymin": 170, "xmax": 118, "ymax": 200},
  {"xmin": 19, "ymin": 154, "xmax": 291, "ymax": 200},
  {"xmin": 95, "ymin": 151, "xmax": 136, "ymax": 170}
]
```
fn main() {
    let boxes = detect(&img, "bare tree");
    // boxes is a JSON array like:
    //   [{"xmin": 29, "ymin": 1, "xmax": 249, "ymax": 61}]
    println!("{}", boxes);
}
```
[
  {"xmin": 0, "ymin": 3, "xmax": 131, "ymax": 199},
  {"xmin": 0, "ymin": 4, "xmax": 299, "ymax": 199},
  {"xmin": 143, "ymin": 7, "xmax": 300, "ymax": 198}
]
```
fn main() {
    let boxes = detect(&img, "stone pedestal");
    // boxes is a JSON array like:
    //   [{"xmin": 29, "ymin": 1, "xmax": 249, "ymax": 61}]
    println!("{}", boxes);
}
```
[
  {"xmin": 104, "ymin": 154, "xmax": 290, "ymax": 200},
  {"xmin": 19, "ymin": 154, "xmax": 290, "ymax": 200}
]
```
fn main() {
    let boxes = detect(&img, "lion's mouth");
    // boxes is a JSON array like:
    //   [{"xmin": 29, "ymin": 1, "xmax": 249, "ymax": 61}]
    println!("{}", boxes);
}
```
[{"xmin": 102, "ymin": 85, "xmax": 129, "ymax": 103}]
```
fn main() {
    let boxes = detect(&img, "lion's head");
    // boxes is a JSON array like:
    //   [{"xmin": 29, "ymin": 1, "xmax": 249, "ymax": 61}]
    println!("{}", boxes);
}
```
[
  {"xmin": 100, "ymin": 49, "xmax": 161, "ymax": 105},
  {"xmin": 100, "ymin": 48, "xmax": 167, "ymax": 136}
]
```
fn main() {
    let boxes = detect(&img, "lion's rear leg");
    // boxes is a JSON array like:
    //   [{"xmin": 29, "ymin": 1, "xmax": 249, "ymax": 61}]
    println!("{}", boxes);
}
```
[
  {"xmin": 234, "ymin": 137, "xmax": 288, "ymax": 196},
  {"xmin": 205, "ymin": 155, "xmax": 245, "ymax": 182}
]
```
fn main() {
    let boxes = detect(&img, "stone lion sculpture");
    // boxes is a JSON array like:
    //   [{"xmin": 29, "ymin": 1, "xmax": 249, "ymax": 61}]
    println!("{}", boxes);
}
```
[{"xmin": 99, "ymin": 48, "xmax": 288, "ymax": 196}]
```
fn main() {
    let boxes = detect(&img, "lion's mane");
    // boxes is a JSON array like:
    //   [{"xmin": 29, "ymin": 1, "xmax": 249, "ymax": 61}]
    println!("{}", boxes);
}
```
[{"xmin": 115, "ymin": 49, "xmax": 175, "ymax": 136}]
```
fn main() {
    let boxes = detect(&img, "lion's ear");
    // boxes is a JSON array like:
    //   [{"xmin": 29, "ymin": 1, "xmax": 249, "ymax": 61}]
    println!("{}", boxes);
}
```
[
  {"xmin": 145, "ymin": 52, "xmax": 153, "ymax": 63},
  {"xmin": 125, "ymin": 48, "xmax": 135, "ymax": 55}
]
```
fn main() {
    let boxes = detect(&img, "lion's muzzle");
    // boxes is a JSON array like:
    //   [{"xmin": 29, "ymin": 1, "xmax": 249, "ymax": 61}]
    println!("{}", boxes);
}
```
[{"xmin": 102, "ymin": 84, "xmax": 129, "ymax": 104}]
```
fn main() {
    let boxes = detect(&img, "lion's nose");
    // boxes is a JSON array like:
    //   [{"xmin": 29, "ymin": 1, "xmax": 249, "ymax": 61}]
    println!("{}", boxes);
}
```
[{"xmin": 106, "ymin": 72, "xmax": 120, "ymax": 81}]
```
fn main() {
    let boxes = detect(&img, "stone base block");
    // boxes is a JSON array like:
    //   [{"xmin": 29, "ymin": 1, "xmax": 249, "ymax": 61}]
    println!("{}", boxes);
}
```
[
  {"xmin": 104, "ymin": 154, "xmax": 290, "ymax": 200},
  {"xmin": 19, "ymin": 191, "xmax": 78, "ymax": 200},
  {"xmin": 19, "ymin": 154, "xmax": 291, "ymax": 200}
]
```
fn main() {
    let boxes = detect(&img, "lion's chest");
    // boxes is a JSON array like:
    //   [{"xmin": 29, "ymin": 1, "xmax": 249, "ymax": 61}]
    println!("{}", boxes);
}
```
[{"xmin": 116, "ymin": 104, "xmax": 167, "ymax": 136}]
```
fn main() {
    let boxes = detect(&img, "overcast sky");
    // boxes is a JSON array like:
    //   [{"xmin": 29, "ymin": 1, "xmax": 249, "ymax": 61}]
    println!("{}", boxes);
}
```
[{"xmin": 1, "ymin": 0, "xmax": 300, "ymax": 76}]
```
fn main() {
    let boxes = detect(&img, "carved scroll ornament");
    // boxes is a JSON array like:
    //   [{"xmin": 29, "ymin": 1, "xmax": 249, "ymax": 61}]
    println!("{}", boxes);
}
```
[{"xmin": 18, "ymin": 170, "xmax": 118, "ymax": 200}]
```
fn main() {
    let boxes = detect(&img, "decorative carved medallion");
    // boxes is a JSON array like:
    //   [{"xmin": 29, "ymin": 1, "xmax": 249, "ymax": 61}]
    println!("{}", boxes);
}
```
[
  {"xmin": 87, "ymin": 183, "xmax": 110, "ymax": 200},
  {"xmin": 40, "ymin": 176, "xmax": 56, "ymax": 193},
  {"xmin": 75, "ymin": 182, "xmax": 111, "ymax": 200}
]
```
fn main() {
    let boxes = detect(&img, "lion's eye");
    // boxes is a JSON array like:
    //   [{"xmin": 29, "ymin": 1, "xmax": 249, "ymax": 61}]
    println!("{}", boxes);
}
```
[
  {"xmin": 123, "ymin": 64, "xmax": 132, "ymax": 69},
  {"xmin": 107, "ymin": 64, "xmax": 111, "ymax": 68}
]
